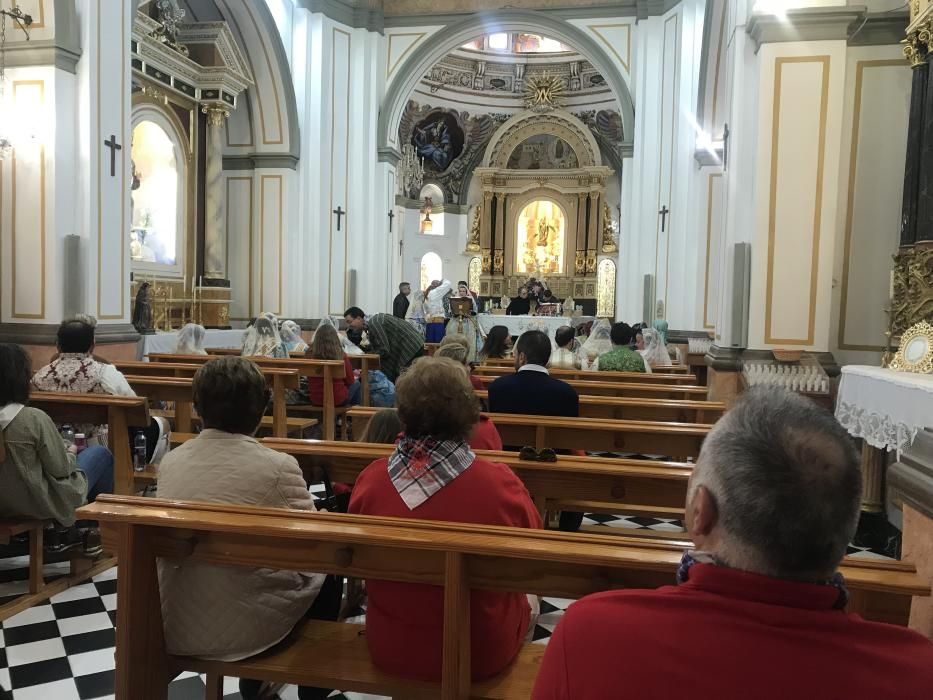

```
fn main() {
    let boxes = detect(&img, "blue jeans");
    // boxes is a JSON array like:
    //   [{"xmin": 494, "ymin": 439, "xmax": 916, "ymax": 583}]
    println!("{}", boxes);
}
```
[
  {"xmin": 77, "ymin": 446, "xmax": 114, "ymax": 501},
  {"xmin": 346, "ymin": 380, "xmax": 362, "ymax": 406}
]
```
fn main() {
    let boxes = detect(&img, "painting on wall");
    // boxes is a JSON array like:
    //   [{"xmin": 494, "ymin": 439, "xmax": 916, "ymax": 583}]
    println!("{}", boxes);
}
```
[
  {"xmin": 411, "ymin": 111, "xmax": 466, "ymax": 173},
  {"xmin": 507, "ymin": 134, "xmax": 579, "ymax": 170}
]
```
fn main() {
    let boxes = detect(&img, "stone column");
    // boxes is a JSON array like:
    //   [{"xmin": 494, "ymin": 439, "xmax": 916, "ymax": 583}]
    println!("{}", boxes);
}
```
[
  {"xmin": 901, "ymin": 35, "xmax": 928, "ymax": 246},
  {"xmin": 202, "ymin": 104, "xmax": 229, "ymax": 280}
]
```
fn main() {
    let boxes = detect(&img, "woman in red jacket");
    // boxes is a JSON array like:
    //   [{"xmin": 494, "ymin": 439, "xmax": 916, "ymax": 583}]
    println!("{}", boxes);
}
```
[
  {"xmin": 305, "ymin": 323, "xmax": 360, "ymax": 406},
  {"xmin": 348, "ymin": 356, "xmax": 541, "ymax": 682}
]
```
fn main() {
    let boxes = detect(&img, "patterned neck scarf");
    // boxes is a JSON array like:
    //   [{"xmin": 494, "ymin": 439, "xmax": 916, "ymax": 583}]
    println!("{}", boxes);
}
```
[
  {"xmin": 676, "ymin": 550, "xmax": 849, "ymax": 609},
  {"xmin": 33, "ymin": 353, "xmax": 106, "ymax": 394},
  {"xmin": 388, "ymin": 435, "xmax": 475, "ymax": 510}
]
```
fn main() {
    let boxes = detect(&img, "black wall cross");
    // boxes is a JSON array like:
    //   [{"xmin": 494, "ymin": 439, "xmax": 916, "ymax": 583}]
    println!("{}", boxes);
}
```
[{"xmin": 104, "ymin": 134, "xmax": 122, "ymax": 177}]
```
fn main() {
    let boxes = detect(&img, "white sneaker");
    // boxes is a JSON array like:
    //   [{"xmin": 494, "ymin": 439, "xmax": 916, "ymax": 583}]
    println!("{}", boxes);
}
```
[{"xmin": 149, "ymin": 416, "xmax": 170, "ymax": 464}]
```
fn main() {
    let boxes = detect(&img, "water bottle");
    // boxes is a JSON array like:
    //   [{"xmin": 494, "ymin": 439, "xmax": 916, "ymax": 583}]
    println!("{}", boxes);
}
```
[
  {"xmin": 133, "ymin": 430, "xmax": 147, "ymax": 472},
  {"xmin": 61, "ymin": 424, "xmax": 75, "ymax": 447}
]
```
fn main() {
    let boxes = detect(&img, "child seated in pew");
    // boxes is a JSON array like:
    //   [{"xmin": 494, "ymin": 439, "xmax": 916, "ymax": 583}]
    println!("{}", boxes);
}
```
[
  {"xmin": 0, "ymin": 343, "xmax": 113, "ymax": 555},
  {"xmin": 156, "ymin": 356, "xmax": 339, "ymax": 700},
  {"xmin": 349, "ymin": 356, "xmax": 541, "ymax": 683},
  {"xmin": 306, "ymin": 323, "xmax": 361, "ymax": 407}
]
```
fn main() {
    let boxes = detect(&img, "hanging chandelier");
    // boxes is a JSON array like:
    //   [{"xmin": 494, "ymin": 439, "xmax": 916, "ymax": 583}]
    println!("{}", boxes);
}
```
[
  {"xmin": 398, "ymin": 143, "xmax": 424, "ymax": 197},
  {"xmin": 0, "ymin": 5, "xmax": 34, "ymax": 160}
]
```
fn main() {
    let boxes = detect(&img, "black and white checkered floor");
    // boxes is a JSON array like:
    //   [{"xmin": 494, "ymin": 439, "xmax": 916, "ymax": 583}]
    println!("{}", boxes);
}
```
[{"xmin": 0, "ymin": 510, "xmax": 896, "ymax": 700}]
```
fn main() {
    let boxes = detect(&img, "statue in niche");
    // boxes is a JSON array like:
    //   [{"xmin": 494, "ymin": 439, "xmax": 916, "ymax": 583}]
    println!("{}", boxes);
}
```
[
  {"xmin": 536, "ymin": 218, "xmax": 552, "ymax": 247},
  {"xmin": 466, "ymin": 203, "xmax": 482, "ymax": 252},
  {"xmin": 601, "ymin": 202, "xmax": 618, "ymax": 253},
  {"xmin": 132, "ymin": 282, "xmax": 155, "ymax": 335}
]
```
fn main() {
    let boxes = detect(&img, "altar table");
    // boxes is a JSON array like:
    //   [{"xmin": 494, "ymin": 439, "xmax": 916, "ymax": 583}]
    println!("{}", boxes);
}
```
[
  {"xmin": 836, "ymin": 365, "xmax": 933, "ymax": 512},
  {"xmin": 476, "ymin": 313, "xmax": 594, "ymax": 337},
  {"xmin": 136, "ymin": 329, "xmax": 246, "ymax": 360}
]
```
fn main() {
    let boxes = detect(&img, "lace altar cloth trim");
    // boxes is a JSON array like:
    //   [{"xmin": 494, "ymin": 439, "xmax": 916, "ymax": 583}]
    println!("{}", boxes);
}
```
[
  {"xmin": 835, "ymin": 366, "xmax": 933, "ymax": 452},
  {"xmin": 835, "ymin": 401, "xmax": 918, "ymax": 453}
]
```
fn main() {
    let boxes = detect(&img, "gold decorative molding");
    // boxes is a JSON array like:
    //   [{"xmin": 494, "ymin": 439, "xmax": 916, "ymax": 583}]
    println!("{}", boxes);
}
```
[
  {"xmin": 703, "ymin": 172, "xmax": 723, "ymax": 330},
  {"xmin": 889, "ymin": 321, "xmax": 933, "ymax": 373},
  {"xmin": 889, "ymin": 244, "xmax": 933, "ymax": 339},
  {"xmin": 523, "ymin": 73, "xmax": 565, "ymax": 112},
  {"xmin": 201, "ymin": 103, "xmax": 230, "ymax": 127},
  {"xmin": 764, "ymin": 56, "xmax": 831, "ymax": 346},
  {"xmin": 903, "ymin": 29, "xmax": 928, "ymax": 67},
  {"xmin": 839, "ymin": 60, "xmax": 907, "ymax": 352}
]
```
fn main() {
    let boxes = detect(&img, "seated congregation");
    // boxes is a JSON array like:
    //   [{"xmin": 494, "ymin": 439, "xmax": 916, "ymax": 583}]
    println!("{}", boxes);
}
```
[{"xmin": 2, "ymin": 312, "xmax": 933, "ymax": 699}]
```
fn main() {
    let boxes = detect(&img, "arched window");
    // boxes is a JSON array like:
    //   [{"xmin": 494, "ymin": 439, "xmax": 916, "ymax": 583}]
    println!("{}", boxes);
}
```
[
  {"xmin": 468, "ymin": 257, "xmax": 481, "ymax": 296},
  {"xmin": 597, "ymin": 258, "xmax": 616, "ymax": 318},
  {"xmin": 130, "ymin": 110, "xmax": 187, "ymax": 275},
  {"xmin": 420, "ymin": 252, "xmax": 443, "ymax": 292}
]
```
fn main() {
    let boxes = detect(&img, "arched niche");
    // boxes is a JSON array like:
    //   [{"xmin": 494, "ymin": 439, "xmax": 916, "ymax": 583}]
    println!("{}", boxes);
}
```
[
  {"xmin": 482, "ymin": 109, "xmax": 601, "ymax": 170},
  {"xmin": 510, "ymin": 195, "xmax": 571, "ymax": 277},
  {"xmin": 377, "ymin": 10, "xmax": 634, "ymax": 162},
  {"xmin": 130, "ymin": 103, "xmax": 192, "ymax": 278}
]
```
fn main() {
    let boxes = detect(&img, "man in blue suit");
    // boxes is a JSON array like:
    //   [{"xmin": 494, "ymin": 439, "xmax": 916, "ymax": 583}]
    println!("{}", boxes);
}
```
[
  {"xmin": 488, "ymin": 330, "xmax": 582, "ymax": 531},
  {"xmin": 488, "ymin": 330, "xmax": 580, "ymax": 417}
]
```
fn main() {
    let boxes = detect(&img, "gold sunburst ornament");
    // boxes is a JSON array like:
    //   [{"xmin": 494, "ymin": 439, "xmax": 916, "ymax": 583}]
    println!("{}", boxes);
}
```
[
  {"xmin": 889, "ymin": 321, "xmax": 933, "ymax": 374},
  {"xmin": 524, "ymin": 73, "xmax": 565, "ymax": 112}
]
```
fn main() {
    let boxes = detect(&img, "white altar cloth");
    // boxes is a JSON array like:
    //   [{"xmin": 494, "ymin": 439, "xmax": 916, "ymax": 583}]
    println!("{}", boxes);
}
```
[
  {"xmin": 476, "ymin": 314, "xmax": 594, "ymax": 337},
  {"xmin": 835, "ymin": 365, "xmax": 933, "ymax": 452},
  {"xmin": 136, "ymin": 329, "xmax": 246, "ymax": 360}
]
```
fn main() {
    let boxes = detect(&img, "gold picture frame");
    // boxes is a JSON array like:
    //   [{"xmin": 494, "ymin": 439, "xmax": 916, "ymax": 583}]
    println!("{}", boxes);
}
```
[{"xmin": 889, "ymin": 321, "xmax": 933, "ymax": 374}]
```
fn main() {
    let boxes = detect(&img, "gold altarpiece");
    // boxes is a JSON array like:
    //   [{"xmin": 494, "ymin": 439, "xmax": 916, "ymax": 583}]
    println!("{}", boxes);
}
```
[{"xmin": 465, "ymin": 109, "xmax": 618, "ymax": 302}]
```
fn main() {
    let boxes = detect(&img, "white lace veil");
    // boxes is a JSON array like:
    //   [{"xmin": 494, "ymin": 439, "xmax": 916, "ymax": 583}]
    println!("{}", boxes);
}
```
[
  {"xmin": 581, "ymin": 319, "xmax": 613, "ymax": 359},
  {"xmin": 175, "ymin": 323, "xmax": 207, "ymax": 355},
  {"xmin": 318, "ymin": 316, "xmax": 363, "ymax": 355},
  {"xmin": 242, "ymin": 314, "xmax": 285, "ymax": 357},
  {"xmin": 280, "ymin": 320, "xmax": 308, "ymax": 353},
  {"xmin": 640, "ymin": 328, "xmax": 671, "ymax": 367}
]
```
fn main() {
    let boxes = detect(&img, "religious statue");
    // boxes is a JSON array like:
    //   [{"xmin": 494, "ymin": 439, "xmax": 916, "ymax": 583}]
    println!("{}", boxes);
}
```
[
  {"xmin": 601, "ymin": 202, "xmax": 618, "ymax": 253},
  {"xmin": 148, "ymin": 0, "xmax": 189, "ymax": 56},
  {"xmin": 563, "ymin": 296, "xmax": 576, "ymax": 316},
  {"xmin": 132, "ymin": 282, "xmax": 155, "ymax": 335},
  {"xmin": 537, "ymin": 217, "xmax": 551, "ymax": 247},
  {"xmin": 466, "ymin": 203, "xmax": 482, "ymax": 252}
]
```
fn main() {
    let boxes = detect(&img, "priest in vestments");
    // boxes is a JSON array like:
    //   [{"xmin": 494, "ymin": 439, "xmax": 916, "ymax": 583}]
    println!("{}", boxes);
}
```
[{"xmin": 423, "ymin": 279, "xmax": 452, "ymax": 343}]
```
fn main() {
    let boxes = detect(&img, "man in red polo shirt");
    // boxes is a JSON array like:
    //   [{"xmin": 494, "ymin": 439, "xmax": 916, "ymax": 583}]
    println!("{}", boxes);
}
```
[{"xmin": 533, "ymin": 386, "xmax": 933, "ymax": 700}]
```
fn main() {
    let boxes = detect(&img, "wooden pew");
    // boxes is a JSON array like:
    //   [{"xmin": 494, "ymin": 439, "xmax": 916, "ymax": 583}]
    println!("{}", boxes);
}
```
[
  {"xmin": 261, "ymin": 438, "xmax": 692, "ymax": 521},
  {"xmin": 80, "ymin": 496, "xmax": 930, "ymax": 700},
  {"xmin": 30, "ymin": 392, "xmax": 151, "ymax": 495},
  {"xmin": 473, "ymin": 364, "xmax": 698, "ymax": 385},
  {"xmin": 0, "ymin": 520, "xmax": 115, "ymax": 621},
  {"xmin": 147, "ymin": 354, "xmax": 346, "ymax": 440},
  {"xmin": 122, "ymin": 374, "xmax": 313, "ymax": 440},
  {"xmin": 476, "ymin": 374, "xmax": 708, "ymax": 401},
  {"xmin": 115, "ymin": 361, "xmax": 302, "ymax": 436},
  {"xmin": 473, "ymin": 390, "xmax": 724, "ymax": 424},
  {"xmin": 348, "ymin": 407, "xmax": 709, "ymax": 459}
]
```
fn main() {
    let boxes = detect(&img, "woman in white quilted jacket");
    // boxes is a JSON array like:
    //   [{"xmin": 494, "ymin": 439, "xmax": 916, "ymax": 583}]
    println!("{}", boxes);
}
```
[{"xmin": 157, "ymin": 356, "xmax": 338, "ymax": 700}]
